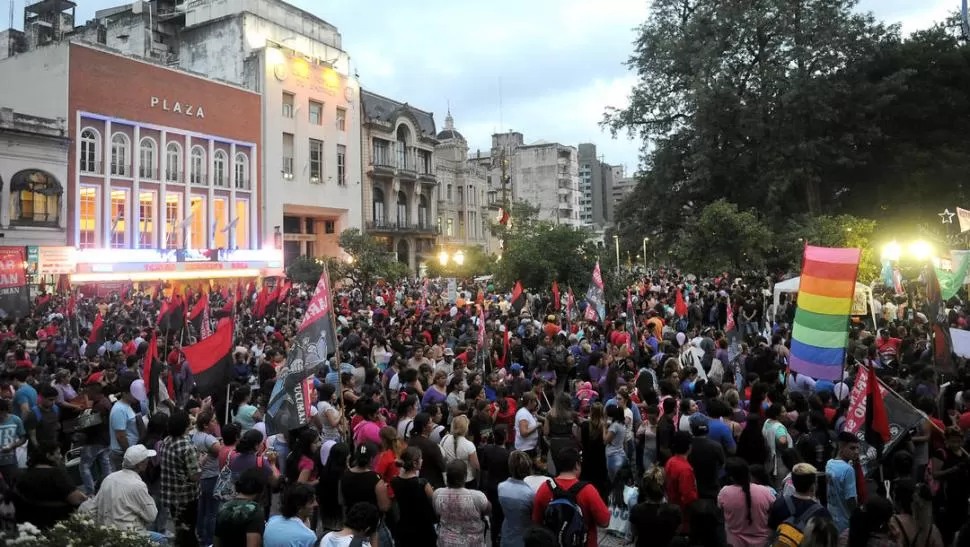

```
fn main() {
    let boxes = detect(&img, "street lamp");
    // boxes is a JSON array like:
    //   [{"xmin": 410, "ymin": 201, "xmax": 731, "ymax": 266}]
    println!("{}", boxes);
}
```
[
  {"xmin": 454, "ymin": 250, "xmax": 465, "ymax": 266},
  {"xmin": 613, "ymin": 234, "xmax": 620, "ymax": 271},
  {"xmin": 642, "ymin": 237, "xmax": 649, "ymax": 270},
  {"xmin": 908, "ymin": 240, "xmax": 934, "ymax": 261}
]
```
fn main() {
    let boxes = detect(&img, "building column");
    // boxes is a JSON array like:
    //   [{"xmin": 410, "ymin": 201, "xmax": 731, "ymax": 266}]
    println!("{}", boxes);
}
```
[
  {"xmin": 250, "ymin": 145, "xmax": 258, "ymax": 249},
  {"xmin": 207, "ymin": 139, "xmax": 215, "ymax": 249},
  {"xmin": 228, "ymin": 142, "xmax": 236, "ymax": 250},
  {"xmin": 159, "ymin": 130, "xmax": 167, "ymax": 249},
  {"xmin": 183, "ymin": 135, "xmax": 193, "ymax": 248},
  {"xmin": 102, "ymin": 119, "xmax": 112, "ymax": 247},
  {"xmin": 131, "ymin": 125, "xmax": 141, "ymax": 248}
]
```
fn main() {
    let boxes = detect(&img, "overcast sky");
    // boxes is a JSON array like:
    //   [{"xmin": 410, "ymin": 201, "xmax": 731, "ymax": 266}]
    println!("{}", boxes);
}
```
[{"xmin": 72, "ymin": 0, "xmax": 956, "ymax": 174}]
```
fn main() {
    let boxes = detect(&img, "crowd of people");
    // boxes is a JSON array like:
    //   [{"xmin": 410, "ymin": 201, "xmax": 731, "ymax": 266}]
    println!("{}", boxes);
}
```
[{"xmin": 0, "ymin": 273, "xmax": 968, "ymax": 547}]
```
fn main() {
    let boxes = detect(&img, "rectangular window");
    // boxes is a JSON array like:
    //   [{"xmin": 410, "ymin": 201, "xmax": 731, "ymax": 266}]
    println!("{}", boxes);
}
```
[
  {"xmin": 79, "ymin": 186, "xmax": 98, "ymax": 249},
  {"xmin": 305, "ymin": 218, "xmax": 315, "ymax": 235},
  {"xmin": 446, "ymin": 218, "xmax": 454, "ymax": 237},
  {"xmin": 282, "ymin": 92, "xmax": 295, "ymax": 118},
  {"xmin": 164, "ymin": 193, "xmax": 182, "ymax": 249},
  {"xmin": 110, "ymin": 189, "xmax": 130, "ymax": 248},
  {"xmin": 336, "ymin": 108, "xmax": 346, "ymax": 131},
  {"xmin": 325, "ymin": 220, "xmax": 335, "ymax": 234},
  {"xmin": 373, "ymin": 139, "xmax": 390, "ymax": 166},
  {"xmin": 309, "ymin": 139, "xmax": 323, "ymax": 181},
  {"xmin": 213, "ymin": 197, "xmax": 228, "ymax": 249},
  {"xmin": 234, "ymin": 198, "xmax": 249, "ymax": 249},
  {"xmin": 309, "ymin": 100, "xmax": 323, "ymax": 125},
  {"xmin": 282, "ymin": 132, "xmax": 295, "ymax": 178},
  {"xmin": 139, "ymin": 191, "xmax": 155, "ymax": 248},
  {"xmin": 337, "ymin": 145, "xmax": 346, "ymax": 186},
  {"xmin": 190, "ymin": 195, "xmax": 206, "ymax": 249}
]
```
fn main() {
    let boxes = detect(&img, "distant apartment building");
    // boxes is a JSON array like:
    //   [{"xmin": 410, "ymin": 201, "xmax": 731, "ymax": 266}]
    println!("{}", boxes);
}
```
[
  {"xmin": 360, "ymin": 90, "xmax": 439, "ymax": 273},
  {"xmin": 472, "ymin": 131, "xmax": 581, "ymax": 227},
  {"xmin": 578, "ymin": 143, "xmax": 616, "ymax": 228},
  {"xmin": 435, "ymin": 112, "xmax": 490, "ymax": 252},
  {"xmin": 612, "ymin": 176, "xmax": 637, "ymax": 211}
]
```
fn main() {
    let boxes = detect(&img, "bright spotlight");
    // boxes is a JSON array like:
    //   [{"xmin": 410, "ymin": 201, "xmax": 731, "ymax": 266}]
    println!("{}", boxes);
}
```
[
  {"xmin": 881, "ymin": 241, "xmax": 901, "ymax": 261},
  {"xmin": 454, "ymin": 250, "xmax": 465, "ymax": 266},
  {"xmin": 908, "ymin": 240, "xmax": 933, "ymax": 261},
  {"xmin": 438, "ymin": 251, "xmax": 449, "ymax": 266}
]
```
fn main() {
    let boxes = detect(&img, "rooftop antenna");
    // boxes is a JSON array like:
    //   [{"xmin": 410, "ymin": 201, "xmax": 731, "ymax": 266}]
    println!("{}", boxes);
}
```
[
  {"xmin": 498, "ymin": 75, "xmax": 503, "ymax": 134},
  {"xmin": 9, "ymin": 0, "xmax": 14, "ymax": 30}
]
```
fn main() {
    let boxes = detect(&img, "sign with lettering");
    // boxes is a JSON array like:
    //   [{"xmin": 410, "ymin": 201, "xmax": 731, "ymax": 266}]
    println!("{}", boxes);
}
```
[
  {"xmin": 37, "ymin": 246, "xmax": 76, "ymax": 276},
  {"xmin": 149, "ymin": 96, "xmax": 205, "ymax": 119},
  {"xmin": 0, "ymin": 247, "xmax": 29, "ymax": 320}
]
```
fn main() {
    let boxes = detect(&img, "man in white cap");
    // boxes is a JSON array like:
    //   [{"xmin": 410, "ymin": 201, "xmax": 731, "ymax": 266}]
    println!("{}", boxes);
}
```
[{"xmin": 91, "ymin": 444, "xmax": 159, "ymax": 535}]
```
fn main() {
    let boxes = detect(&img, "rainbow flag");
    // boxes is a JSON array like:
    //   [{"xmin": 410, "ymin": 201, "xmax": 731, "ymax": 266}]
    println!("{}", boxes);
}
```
[{"xmin": 789, "ymin": 245, "xmax": 861, "ymax": 381}]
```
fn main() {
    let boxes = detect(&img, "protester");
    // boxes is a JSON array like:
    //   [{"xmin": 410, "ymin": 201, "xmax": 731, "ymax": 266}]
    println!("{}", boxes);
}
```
[{"xmin": 90, "ymin": 444, "xmax": 159, "ymax": 539}]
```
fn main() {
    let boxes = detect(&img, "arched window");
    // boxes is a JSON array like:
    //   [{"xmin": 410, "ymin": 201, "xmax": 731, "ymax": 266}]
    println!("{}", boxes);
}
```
[
  {"xmin": 139, "ymin": 137, "xmax": 157, "ymax": 179},
  {"xmin": 418, "ymin": 194, "xmax": 429, "ymax": 228},
  {"xmin": 80, "ymin": 128, "xmax": 100, "ymax": 174},
  {"xmin": 396, "ymin": 191, "xmax": 408, "ymax": 226},
  {"xmin": 190, "ymin": 146, "xmax": 206, "ymax": 184},
  {"xmin": 9, "ymin": 170, "xmax": 61, "ymax": 225},
  {"xmin": 234, "ymin": 152, "xmax": 249, "ymax": 189},
  {"xmin": 165, "ymin": 142, "xmax": 182, "ymax": 182},
  {"xmin": 372, "ymin": 187, "xmax": 385, "ymax": 225},
  {"xmin": 110, "ymin": 133, "xmax": 131, "ymax": 176},
  {"xmin": 213, "ymin": 150, "xmax": 228, "ymax": 186},
  {"xmin": 396, "ymin": 125, "xmax": 411, "ymax": 169}
]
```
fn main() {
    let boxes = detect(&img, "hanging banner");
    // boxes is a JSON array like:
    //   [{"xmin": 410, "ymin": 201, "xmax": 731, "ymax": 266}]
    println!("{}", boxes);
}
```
[
  {"xmin": 447, "ymin": 278, "xmax": 457, "ymax": 304},
  {"xmin": 37, "ymin": 246, "xmax": 76, "ymax": 276},
  {"xmin": 265, "ymin": 265, "xmax": 338, "ymax": 436},
  {"xmin": 957, "ymin": 207, "xmax": 970, "ymax": 233},
  {"xmin": 0, "ymin": 247, "xmax": 29, "ymax": 320}
]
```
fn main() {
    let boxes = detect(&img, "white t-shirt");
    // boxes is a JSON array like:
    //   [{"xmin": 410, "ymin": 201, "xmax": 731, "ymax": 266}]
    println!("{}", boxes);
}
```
[
  {"xmin": 439, "ymin": 434, "xmax": 477, "ymax": 483},
  {"xmin": 319, "ymin": 532, "xmax": 372, "ymax": 547},
  {"xmin": 514, "ymin": 407, "xmax": 538, "ymax": 451}
]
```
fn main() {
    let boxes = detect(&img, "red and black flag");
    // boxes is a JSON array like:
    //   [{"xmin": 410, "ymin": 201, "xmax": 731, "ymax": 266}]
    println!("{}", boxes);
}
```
[
  {"xmin": 552, "ymin": 281, "xmax": 560, "ymax": 310},
  {"xmin": 510, "ymin": 281, "xmax": 526, "ymax": 314},
  {"xmin": 188, "ymin": 295, "xmax": 209, "ymax": 337},
  {"xmin": 932, "ymin": 322, "xmax": 956, "ymax": 375},
  {"xmin": 864, "ymin": 363, "xmax": 890, "ymax": 453},
  {"xmin": 253, "ymin": 285, "xmax": 269, "ymax": 319},
  {"xmin": 496, "ymin": 328, "xmax": 510, "ymax": 369},
  {"xmin": 265, "ymin": 268, "xmax": 338, "ymax": 435},
  {"xmin": 85, "ymin": 313, "xmax": 104, "ymax": 358},
  {"xmin": 141, "ymin": 330, "xmax": 174, "ymax": 411},
  {"xmin": 263, "ymin": 283, "xmax": 282, "ymax": 318},
  {"xmin": 158, "ymin": 293, "xmax": 186, "ymax": 333},
  {"xmin": 276, "ymin": 280, "xmax": 292, "ymax": 305},
  {"xmin": 182, "ymin": 317, "xmax": 234, "ymax": 399}
]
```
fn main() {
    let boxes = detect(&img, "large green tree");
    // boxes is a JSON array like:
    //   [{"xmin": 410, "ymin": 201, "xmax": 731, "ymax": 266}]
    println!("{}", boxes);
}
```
[
  {"xmin": 672, "ymin": 199, "xmax": 773, "ymax": 274},
  {"xmin": 324, "ymin": 229, "xmax": 409, "ymax": 294}
]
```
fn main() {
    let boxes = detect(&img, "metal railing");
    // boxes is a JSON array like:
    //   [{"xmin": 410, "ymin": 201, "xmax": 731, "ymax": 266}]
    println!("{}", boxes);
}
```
[{"xmin": 366, "ymin": 221, "xmax": 440, "ymax": 234}]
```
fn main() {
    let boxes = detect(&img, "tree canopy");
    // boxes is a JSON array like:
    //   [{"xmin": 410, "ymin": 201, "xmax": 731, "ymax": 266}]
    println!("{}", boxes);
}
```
[{"xmin": 606, "ymin": 0, "xmax": 970, "ymax": 273}]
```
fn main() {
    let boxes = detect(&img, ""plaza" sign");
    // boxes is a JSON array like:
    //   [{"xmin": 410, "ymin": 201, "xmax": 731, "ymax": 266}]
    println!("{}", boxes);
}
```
[{"xmin": 150, "ymin": 96, "xmax": 205, "ymax": 119}]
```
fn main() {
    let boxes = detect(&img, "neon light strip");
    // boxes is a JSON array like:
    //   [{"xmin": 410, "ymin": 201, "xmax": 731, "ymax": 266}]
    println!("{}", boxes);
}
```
[{"xmin": 70, "ymin": 268, "xmax": 261, "ymax": 283}]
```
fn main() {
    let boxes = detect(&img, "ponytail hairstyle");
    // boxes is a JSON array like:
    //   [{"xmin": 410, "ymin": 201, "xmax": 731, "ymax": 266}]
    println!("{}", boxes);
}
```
[
  {"xmin": 725, "ymin": 458, "xmax": 753, "ymax": 524},
  {"xmin": 640, "ymin": 465, "xmax": 666, "ymax": 502},
  {"xmin": 397, "ymin": 393, "xmax": 418, "ymax": 418},
  {"xmin": 351, "ymin": 441, "xmax": 378, "ymax": 469}
]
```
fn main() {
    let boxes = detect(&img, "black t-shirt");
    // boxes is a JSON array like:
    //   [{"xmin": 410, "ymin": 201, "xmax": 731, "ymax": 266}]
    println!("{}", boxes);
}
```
[
  {"xmin": 687, "ymin": 437, "xmax": 725, "ymax": 499},
  {"xmin": 767, "ymin": 495, "xmax": 830, "ymax": 530},
  {"xmin": 25, "ymin": 407, "xmax": 61, "ymax": 447},
  {"xmin": 629, "ymin": 502, "xmax": 681, "ymax": 547},
  {"xmin": 478, "ymin": 444, "xmax": 510, "ymax": 492},
  {"xmin": 14, "ymin": 466, "xmax": 76, "ymax": 529},
  {"xmin": 340, "ymin": 469, "xmax": 380, "ymax": 510},
  {"xmin": 389, "ymin": 476, "xmax": 437, "ymax": 543},
  {"xmin": 214, "ymin": 499, "xmax": 264, "ymax": 545}
]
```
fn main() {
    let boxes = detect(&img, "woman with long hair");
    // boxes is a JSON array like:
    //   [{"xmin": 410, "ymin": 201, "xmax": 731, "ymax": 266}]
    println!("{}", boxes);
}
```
[
  {"xmin": 229, "ymin": 385, "xmax": 261, "ymax": 432},
  {"xmin": 604, "ymin": 404, "xmax": 628, "ymax": 483},
  {"xmin": 390, "ymin": 447, "xmax": 437, "ymax": 546},
  {"xmin": 317, "ymin": 442, "xmax": 350, "ymax": 534},
  {"xmin": 845, "ymin": 496, "xmax": 894, "ymax": 547},
  {"xmin": 581, "ymin": 402, "xmax": 609, "ymax": 499},
  {"xmin": 737, "ymin": 414, "xmax": 768, "ymax": 467},
  {"xmin": 374, "ymin": 426, "xmax": 403, "ymax": 484},
  {"xmin": 285, "ymin": 428, "xmax": 321, "ymax": 487},
  {"xmin": 439, "ymin": 415, "xmax": 479, "ymax": 487},
  {"xmin": 543, "ymin": 392, "xmax": 577, "ymax": 475},
  {"xmin": 890, "ymin": 480, "xmax": 944, "ymax": 547},
  {"xmin": 717, "ymin": 458, "xmax": 775, "ymax": 546},
  {"xmin": 396, "ymin": 393, "xmax": 420, "ymax": 440},
  {"xmin": 320, "ymin": 502, "xmax": 382, "ymax": 547},
  {"xmin": 341, "ymin": 442, "xmax": 392, "ymax": 546},
  {"xmin": 422, "ymin": 370, "xmax": 449, "ymax": 410},
  {"xmin": 316, "ymin": 383, "xmax": 344, "ymax": 443},
  {"xmin": 14, "ymin": 441, "xmax": 86, "ymax": 530}
]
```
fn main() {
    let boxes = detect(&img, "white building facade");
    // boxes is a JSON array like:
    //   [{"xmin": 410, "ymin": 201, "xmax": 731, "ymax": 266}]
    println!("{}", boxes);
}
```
[
  {"xmin": 435, "ymin": 112, "xmax": 490, "ymax": 251},
  {"xmin": 360, "ymin": 89, "xmax": 439, "ymax": 273}
]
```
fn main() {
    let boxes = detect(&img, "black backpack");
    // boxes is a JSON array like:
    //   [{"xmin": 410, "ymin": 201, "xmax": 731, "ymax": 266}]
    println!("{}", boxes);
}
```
[{"xmin": 542, "ymin": 480, "xmax": 589, "ymax": 547}]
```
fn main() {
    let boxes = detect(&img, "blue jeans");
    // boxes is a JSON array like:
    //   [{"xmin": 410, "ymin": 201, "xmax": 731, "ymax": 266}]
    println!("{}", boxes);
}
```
[
  {"xmin": 197, "ymin": 476, "xmax": 219, "ymax": 545},
  {"xmin": 607, "ymin": 452, "xmax": 627, "ymax": 483},
  {"xmin": 79, "ymin": 444, "xmax": 112, "ymax": 495}
]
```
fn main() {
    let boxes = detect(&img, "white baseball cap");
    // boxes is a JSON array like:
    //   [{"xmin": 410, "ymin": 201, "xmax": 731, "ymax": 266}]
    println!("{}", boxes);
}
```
[{"xmin": 123, "ymin": 444, "xmax": 156, "ymax": 468}]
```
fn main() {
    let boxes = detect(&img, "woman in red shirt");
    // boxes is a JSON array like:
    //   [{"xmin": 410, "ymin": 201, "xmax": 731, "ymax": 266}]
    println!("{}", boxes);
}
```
[{"xmin": 374, "ymin": 425, "xmax": 403, "ymax": 485}]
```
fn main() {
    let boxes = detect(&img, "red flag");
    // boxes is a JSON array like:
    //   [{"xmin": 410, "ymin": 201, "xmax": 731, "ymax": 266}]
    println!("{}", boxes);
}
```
[
  {"xmin": 38, "ymin": 277, "xmax": 46, "ymax": 294},
  {"xmin": 276, "ymin": 280, "xmax": 291, "ymax": 304},
  {"xmin": 552, "ymin": 281, "xmax": 560, "ymax": 310},
  {"xmin": 187, "ymin": 295, "xmax": 208, "ymax": 321},
  {"xmin": 725, "ymin": 302, "xmax": 736, "ymax": 332},
  {"xmin": 87, "ymin": 314, "xmax": 104, "ymax": 346},
  {"xmin": 496, "ymin": 329, "xmax": 510, "ymax": 368},
  {"xmin": 142, "ymin": 331, "xmax": 158, "ymax": 394},
  {"xmin": 183, "ymin": 318, "xmax": 234, "ymax": 398},
  {"xmin": 498, "ymin": 207, "xmax": 510, "ymax": 226},
  {"xmin": 510, "ymin": 281, "xmax": 525, "ymax": 313},
  {"xmin": 675, "ymin": 288, "xmax": 688, "ymax": 318},
  {"xmin": 55, "ymin": 274, "xmax": 69, "ymax": 295},
  {"xmin": 566, "ymin": 287, "xmax": 575, "ymax": 319},
  {"xmin": 254, "ymin": 286, "xmax": 269, "ymax": 318},
  {"xmin": 65, "ymin": 291, "xmax": 76, "ymax": 317},
  {"xmin": 865, "ymin": 364, "xmax": 891, "ymax": 445}
]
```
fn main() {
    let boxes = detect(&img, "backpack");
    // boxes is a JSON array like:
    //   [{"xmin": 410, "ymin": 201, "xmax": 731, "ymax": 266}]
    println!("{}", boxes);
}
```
[
  {"xmin": 769, "ymin": 496, "xmax": 824, "ymax": 547},
  {"xmin": 213, "ymin": 451, "xmax": 263, "ymax": 502},
  {"xmin": 542, "ymin": 480, "xmax": 589, "ymax": 547}
]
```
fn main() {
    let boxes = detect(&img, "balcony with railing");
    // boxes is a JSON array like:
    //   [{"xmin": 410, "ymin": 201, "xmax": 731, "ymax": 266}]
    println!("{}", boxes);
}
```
[
  {"xmin": 396, "ymin": 145, "xmax": 418, "ymax": 180},
  {"xmin": 165, "ymin": 169, "xmax": 183, "ymax": 183},
  {"xmin": 366, "ymin": 220, "xmax": 440, "ymax": 235},
  {"xmin": 139, "ymin": 166, "xmax": 159, "ymax": 180},
  {"xmin": 110, "ymin": 162, "xmax": 131, "ymax": 177},
  {"xmin": 80, "ymin": 161, "xmax": 103, "ymax": 176}
]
